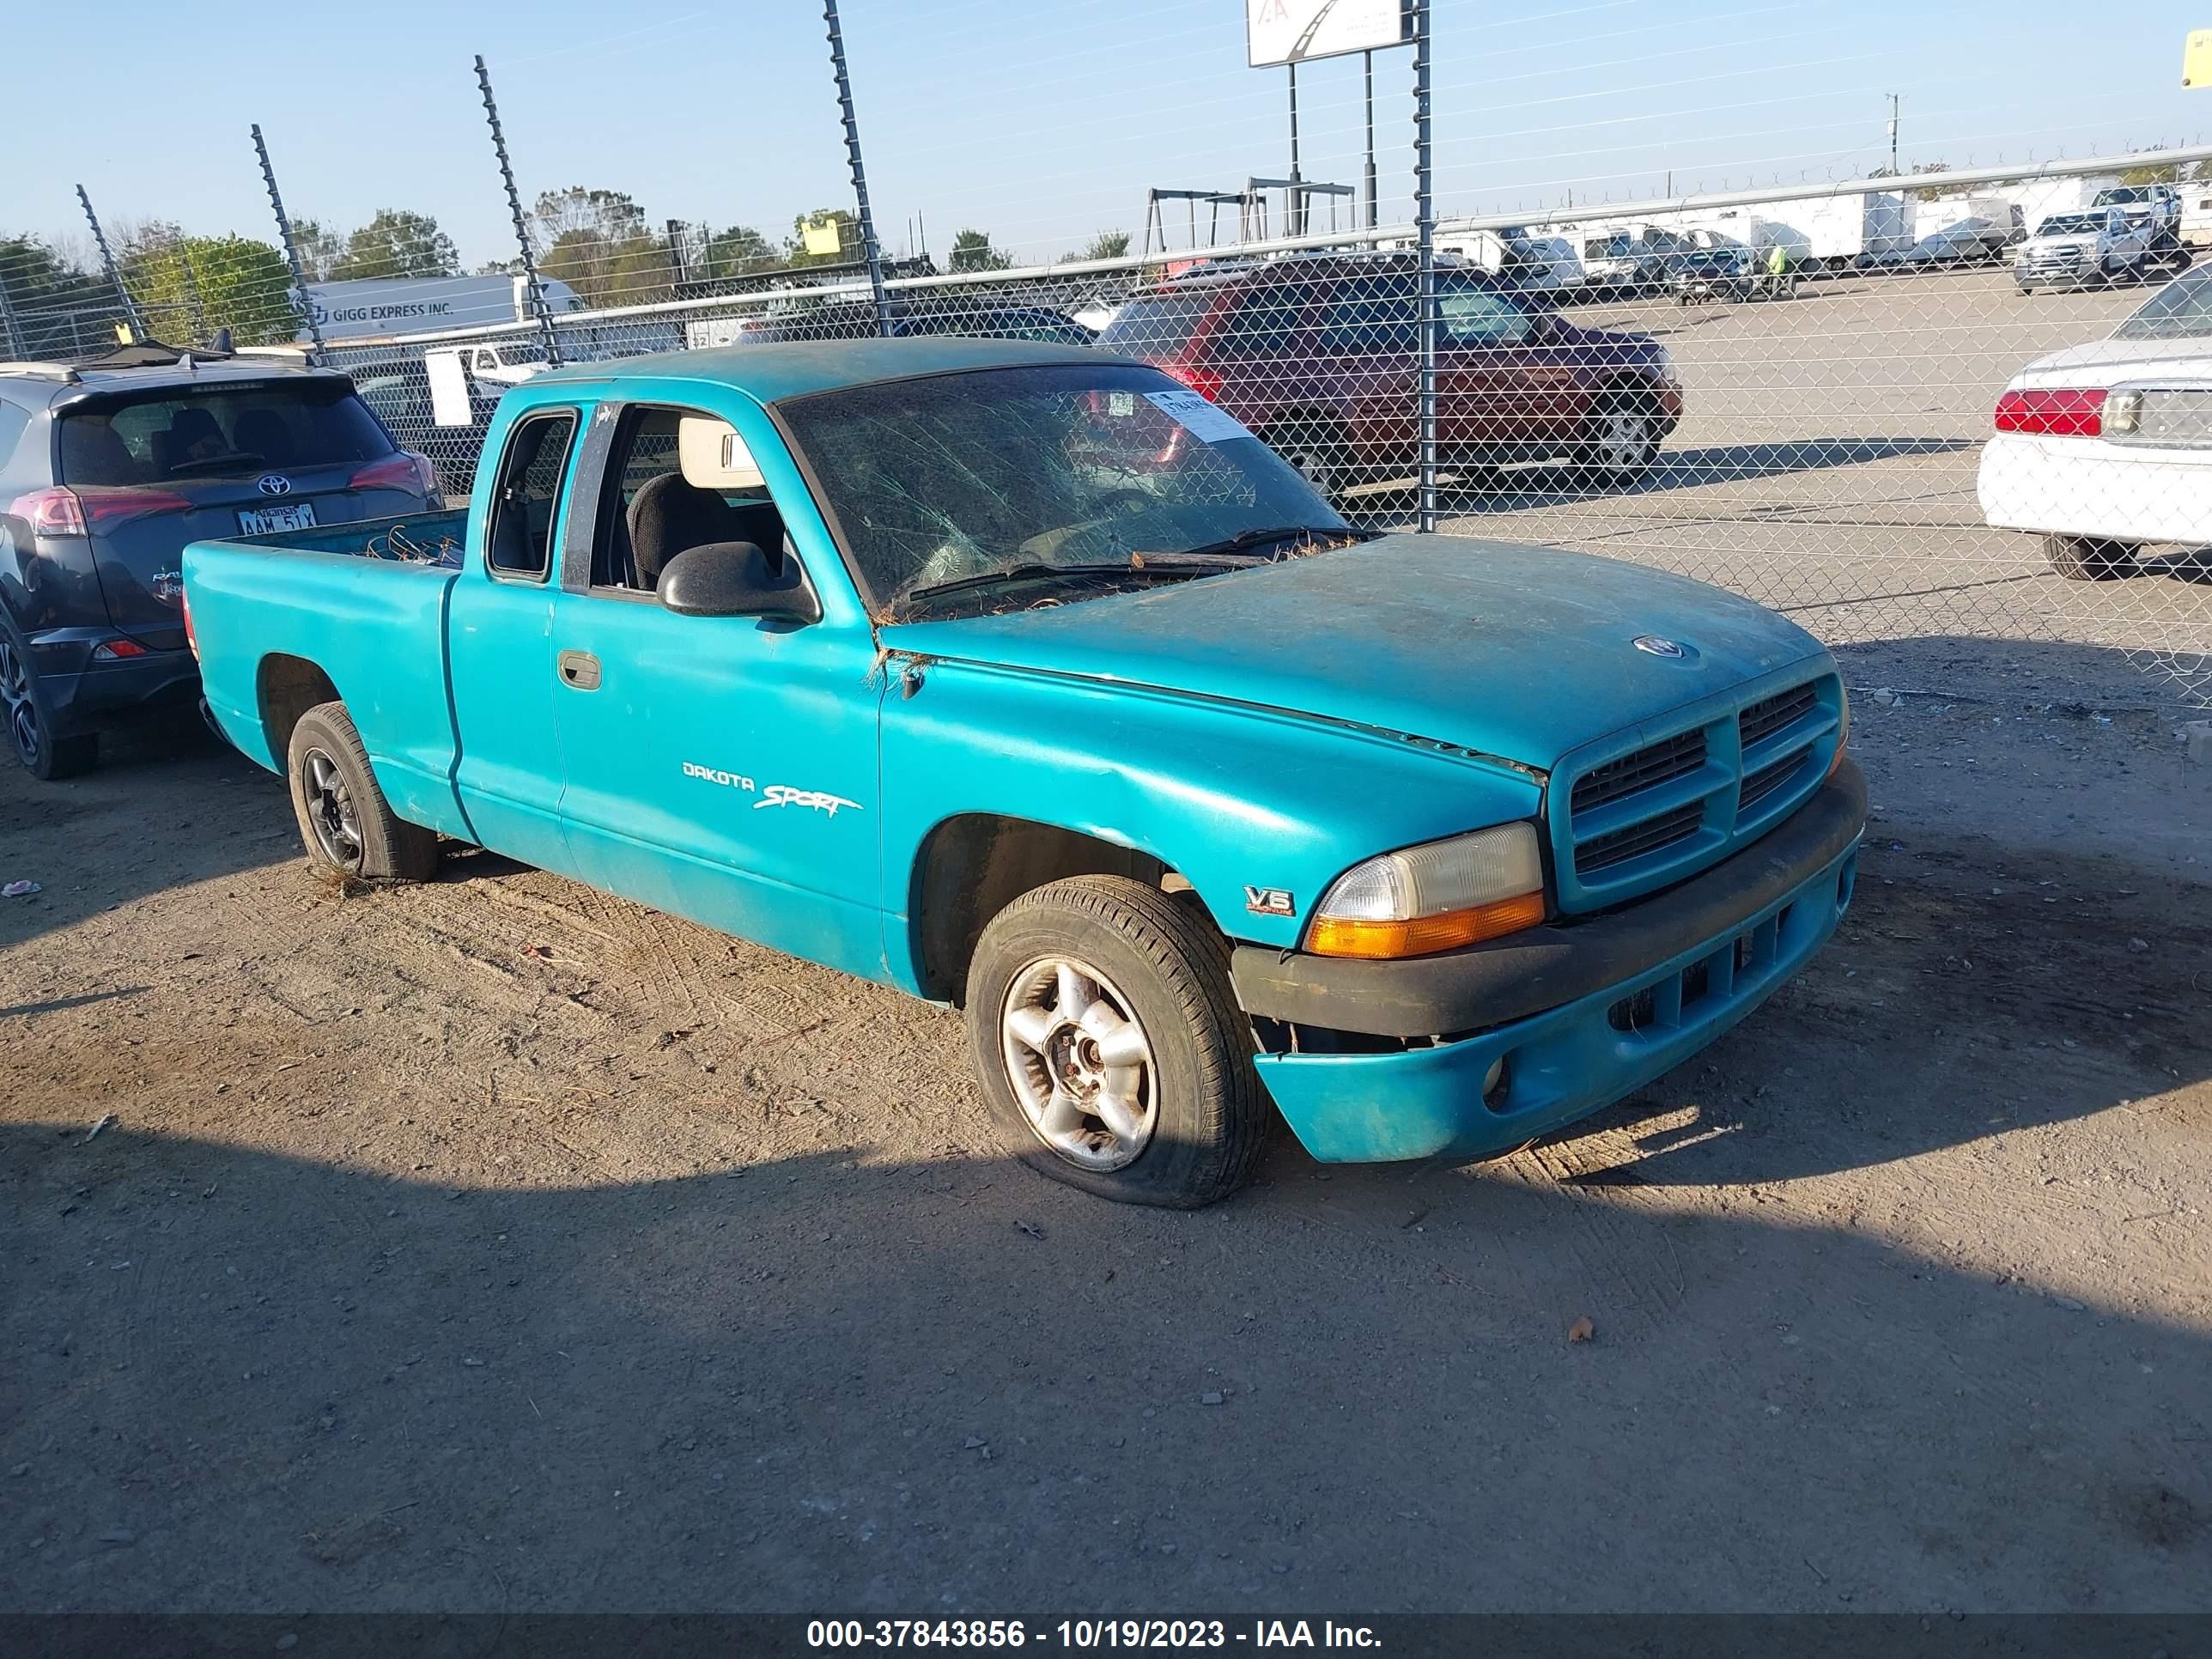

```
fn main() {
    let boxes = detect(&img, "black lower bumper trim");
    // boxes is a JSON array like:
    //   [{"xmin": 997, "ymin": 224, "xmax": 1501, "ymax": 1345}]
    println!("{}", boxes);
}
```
[{"xmin": 1230, "ymin": 758, "xmax": 1867, "ymax": 1040}]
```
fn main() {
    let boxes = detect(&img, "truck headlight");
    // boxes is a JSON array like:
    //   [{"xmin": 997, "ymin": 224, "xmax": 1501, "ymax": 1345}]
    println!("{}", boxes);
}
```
[{"xmin": 1306, "ymin": 823, "xmax": 1547, "ymax": 959}]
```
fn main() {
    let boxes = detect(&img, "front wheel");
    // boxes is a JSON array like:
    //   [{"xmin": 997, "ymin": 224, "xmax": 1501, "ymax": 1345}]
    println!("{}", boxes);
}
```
[
  {"xmin": 286, "ymin": 701, "xmax": 441, "ymax": 880},
  {"xmin": 1577, "ymin": 391, "xmax": 1661, "ymax": 487},
  {"xmin": 2044, "ymin": 534, "xmax": 2137, "ymax": 582},
  {"xmin": 965, "ymin": 875, "xmax": 1271, "ymax": 1208}
]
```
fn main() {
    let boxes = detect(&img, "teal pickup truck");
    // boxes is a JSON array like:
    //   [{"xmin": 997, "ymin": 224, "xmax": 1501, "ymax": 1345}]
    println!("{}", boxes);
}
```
[{"xmin": 183, "ymin": 339, "xmax": 1863, "ymax": 1206}]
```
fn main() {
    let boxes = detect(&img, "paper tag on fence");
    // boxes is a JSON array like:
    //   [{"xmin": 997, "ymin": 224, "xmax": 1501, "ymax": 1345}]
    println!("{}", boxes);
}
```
[
  {"xmin": 425, "ymin": 350, "xmax": 475, "ymax": 429},
  {"xmin": 1144, "ymin": 387, "xmax": 1254, "ymax": 445}
]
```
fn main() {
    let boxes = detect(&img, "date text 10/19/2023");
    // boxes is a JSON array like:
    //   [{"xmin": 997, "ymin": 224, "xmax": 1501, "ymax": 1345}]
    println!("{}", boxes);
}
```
[{"xmin": 806, "ymin": 1621, "xmax": 1382, "ymax": 1649}]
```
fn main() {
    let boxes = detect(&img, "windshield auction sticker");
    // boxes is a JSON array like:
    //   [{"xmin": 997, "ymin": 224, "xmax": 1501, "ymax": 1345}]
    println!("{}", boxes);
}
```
[{"xmin": 1143, "ymin": 387, "xmax": 1255, "ymax": 445}]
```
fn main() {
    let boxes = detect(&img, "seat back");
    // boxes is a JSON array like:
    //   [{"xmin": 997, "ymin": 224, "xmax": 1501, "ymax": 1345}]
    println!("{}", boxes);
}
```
[{"xmin": 627, "ymin": 472, "xmax": 744, "ymax": 587}]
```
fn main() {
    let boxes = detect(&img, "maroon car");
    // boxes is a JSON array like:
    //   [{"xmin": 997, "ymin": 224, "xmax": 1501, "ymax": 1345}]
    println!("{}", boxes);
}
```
[{"xmin": 1096, "ymin": 255, "xmax": 1683, "ymax": 495}]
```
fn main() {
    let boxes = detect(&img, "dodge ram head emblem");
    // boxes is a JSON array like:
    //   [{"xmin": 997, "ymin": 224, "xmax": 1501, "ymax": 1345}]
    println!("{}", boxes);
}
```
[
  {"xmin": 257, "ymin": 474, "xmax": 292, "ymax": 496},
  {"xmin": 1632, "ymin": 634, "xmax": 1687, "ymax": 658},
  {"xmin": 1244, "ymin": 886, "xmax": 1296, "ymax": 916}
]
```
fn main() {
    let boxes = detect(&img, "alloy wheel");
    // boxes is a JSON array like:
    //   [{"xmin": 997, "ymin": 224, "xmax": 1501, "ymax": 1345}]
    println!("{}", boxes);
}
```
[
  {"xmin": 999, "ymin": 954, "xmax": 1158, "ymax": 1171},
  {"xmin": 0, "ymin": 638, "xmax": 41, "ymax": 769},
  {"xmin": 301, "ymin": 748, "xmax": 365, "ymax": 872}
]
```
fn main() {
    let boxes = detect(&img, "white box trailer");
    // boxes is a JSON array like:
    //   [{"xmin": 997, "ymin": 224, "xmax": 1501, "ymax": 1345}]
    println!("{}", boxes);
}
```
[{"xmin": 1531, "ymin": 191, "xmax": 1907, "ymax": 270}]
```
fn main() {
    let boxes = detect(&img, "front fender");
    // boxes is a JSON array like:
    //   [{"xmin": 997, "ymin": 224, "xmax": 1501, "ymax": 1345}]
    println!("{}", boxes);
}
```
[{"xmin": 878, "ymin": 659, "xmax": 1544, "ymax": 990}]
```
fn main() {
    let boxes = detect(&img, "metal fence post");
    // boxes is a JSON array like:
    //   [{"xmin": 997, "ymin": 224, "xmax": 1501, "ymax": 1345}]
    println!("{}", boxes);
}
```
[
  {"xmin": 1364, "ymin": 51, "xmax": 1379, "ymax": 229},
  {"xmin": 0, "ymin": 278, "xmax": 24, "ymax": 361},
  {"xmin": 1412, "ymin": 0, "xmax": 1437, "ymax": 534},
  {"xmin": 476, "ymin": 55, "xmax": 564, "ymax": 369},
  {"xmin": 251, "ymin": 125, "xmax": 327, "ymax": 364},
  {"xmin": 179, "ymin": 251, "xmax": 210, "ymax": 344},
  {"xmin": 823, "ymin": 0, "xmax": 893, "ymax": 338},
  {"xmin": 76, "ymin": 185, "xmax": 144, "ymax": 344}
]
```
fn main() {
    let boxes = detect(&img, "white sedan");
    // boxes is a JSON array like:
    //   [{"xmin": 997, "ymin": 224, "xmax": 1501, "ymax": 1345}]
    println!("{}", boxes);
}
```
[{"xmin": 1977, "ymin": 266, "xmax": 2212, "ymax": 578}]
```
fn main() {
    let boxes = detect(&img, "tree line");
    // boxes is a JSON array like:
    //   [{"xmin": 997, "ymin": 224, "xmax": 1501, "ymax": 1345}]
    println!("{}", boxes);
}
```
[{"xmin": 4, "ymin": 195, "xmax": 1134, "ymax": 351}]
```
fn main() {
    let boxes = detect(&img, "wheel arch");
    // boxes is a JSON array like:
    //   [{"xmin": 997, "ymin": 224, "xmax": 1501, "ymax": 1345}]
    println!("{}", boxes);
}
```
[
  {"xmin": 255, "ymin": 653, "xmax": 343, "ymax": 769},
  {"xmin": 908, "ymin": 812, "xmax": 1188, "ymax": 1006}
]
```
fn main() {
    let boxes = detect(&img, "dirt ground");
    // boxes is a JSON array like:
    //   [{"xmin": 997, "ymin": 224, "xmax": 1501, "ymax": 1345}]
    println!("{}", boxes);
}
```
[{"xmin": 3, "ymin": 698, "xmax": 2209, "ymax": 1616}]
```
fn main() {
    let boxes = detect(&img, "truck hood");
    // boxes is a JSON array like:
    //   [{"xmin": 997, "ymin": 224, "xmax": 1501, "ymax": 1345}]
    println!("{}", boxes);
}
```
[
  {"xmin": 879, "ymin": 537, "xmax": 1827, "ymax": 774},
  {"xmin": 2012, "ymin": 333, "xmax": 2212, "ymax": 387}
]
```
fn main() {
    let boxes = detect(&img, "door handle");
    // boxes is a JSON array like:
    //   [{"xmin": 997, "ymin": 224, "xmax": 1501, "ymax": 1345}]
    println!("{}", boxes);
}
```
[{"xmin": 556, "ymin": 649, "xmax": 601, "ymax": 691}]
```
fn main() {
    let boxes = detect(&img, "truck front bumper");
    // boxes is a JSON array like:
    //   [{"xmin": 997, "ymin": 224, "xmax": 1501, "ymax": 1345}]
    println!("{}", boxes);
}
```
[{"xmin": 1231, "ymin": 763, "xmax": 1864, "ymax": 1164}]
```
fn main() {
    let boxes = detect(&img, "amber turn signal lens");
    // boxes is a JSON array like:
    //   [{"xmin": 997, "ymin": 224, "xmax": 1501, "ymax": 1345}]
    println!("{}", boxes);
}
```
[{"xmin": 1307, "ymin": 891, "xmax": 1547, "ymax": 960}]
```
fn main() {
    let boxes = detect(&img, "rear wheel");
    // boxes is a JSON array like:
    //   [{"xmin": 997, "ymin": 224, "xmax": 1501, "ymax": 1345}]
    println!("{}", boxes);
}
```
[
  {"xmin": 1577, "ymin": 388, "xmax": 1661, "ymax": 487},
  {"xmin": 2043, "ymin": 534, "xmax": 2137, "ymax": 581},
  {"xmin": 0, "ymin": 621, "xmax": 98, "ymax": 781},
  {"xmin": 286, "ymin": 701, "xmax": 440, "ymax": 880},
  {"xmin": 965, "ymin": 875, "xmax": 1270, "ymax": 1208}
]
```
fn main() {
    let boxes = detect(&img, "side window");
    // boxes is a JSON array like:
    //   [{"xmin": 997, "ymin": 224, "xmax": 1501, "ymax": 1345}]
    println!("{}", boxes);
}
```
[
  {"xmin": 1316, "ymin": 276, "xmax": 1417, "ymax": 355},
  {"xmin": 589, "ymin": 404, "xmax": 787, "ymax": 594},
  {"xmin": 485, "ymin": 410, "xmax": 576, "ymax": 580},
  {"xmin": 1437, "ymin": 288, "xmax": 1533, "ymax": 348},
  {"xmin": 1213, "ymin": 282, "xmax": 1317, "ymax": 358}
]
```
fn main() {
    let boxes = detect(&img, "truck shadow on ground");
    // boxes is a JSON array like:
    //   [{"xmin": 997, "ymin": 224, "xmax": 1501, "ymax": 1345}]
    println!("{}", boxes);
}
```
[{"xmin": 3, "ymin": 1118, "xmax": 2206, "ymax": 1617}]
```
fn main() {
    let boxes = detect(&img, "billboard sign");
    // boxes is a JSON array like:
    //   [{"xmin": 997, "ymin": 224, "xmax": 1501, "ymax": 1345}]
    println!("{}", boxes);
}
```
[{"xmin": 1246, "ymin": 0, "xmax": 1411, "ymax": 68}]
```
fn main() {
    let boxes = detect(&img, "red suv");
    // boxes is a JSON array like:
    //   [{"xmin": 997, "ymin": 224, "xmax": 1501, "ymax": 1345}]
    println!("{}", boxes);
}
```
[{"xmin": 1097, "ymin": 255, "xmax": 1683, "ymax": 495}]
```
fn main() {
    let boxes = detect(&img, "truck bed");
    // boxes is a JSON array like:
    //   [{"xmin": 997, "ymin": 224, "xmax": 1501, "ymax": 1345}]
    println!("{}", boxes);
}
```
[{"xmin": 183, "ymin": 511, "xmax": 475, "ymax": 840}]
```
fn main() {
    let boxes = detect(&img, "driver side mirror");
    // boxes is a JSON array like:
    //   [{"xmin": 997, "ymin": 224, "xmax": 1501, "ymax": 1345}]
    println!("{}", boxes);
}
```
[{"xmin": 658, "ymin": 540, "xmax": 822, "ymax": 625}]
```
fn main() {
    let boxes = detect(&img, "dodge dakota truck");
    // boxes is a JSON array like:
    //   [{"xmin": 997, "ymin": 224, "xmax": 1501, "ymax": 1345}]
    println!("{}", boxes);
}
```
[{"xmin": 183, "ymin": 339, "xmax": 1863, "ymax": 1207}]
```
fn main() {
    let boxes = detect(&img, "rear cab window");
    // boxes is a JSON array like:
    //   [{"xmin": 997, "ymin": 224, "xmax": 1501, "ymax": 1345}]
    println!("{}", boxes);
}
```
[
  {"xmin": 56, "ymin": 380, "xmax": 394, "ymax": 486},
  {"xmin": 485, "ymin": 410, "xmax": 577, "ymax": 580}
]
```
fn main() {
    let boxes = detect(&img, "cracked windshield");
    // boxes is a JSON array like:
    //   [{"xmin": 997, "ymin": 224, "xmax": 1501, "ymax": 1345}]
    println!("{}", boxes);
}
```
[{"xmin": 776, "ymin": 363, "xmax": 1358, "ymax": 617}]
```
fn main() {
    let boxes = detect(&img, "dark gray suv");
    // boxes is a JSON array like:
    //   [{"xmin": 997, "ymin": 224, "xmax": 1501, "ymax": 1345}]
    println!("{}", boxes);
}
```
[{"xmin": 0, "ymin": 347, "xmax": 438, "ymax": 778}]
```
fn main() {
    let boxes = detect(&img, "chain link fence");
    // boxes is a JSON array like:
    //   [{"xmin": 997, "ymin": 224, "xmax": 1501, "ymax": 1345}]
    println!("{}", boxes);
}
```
[
  {"xmin": 9, "ymin": 128, "xmax": 2209, "ymax": 712},
  {"xmin": 258, "ymin": 157, "xmax": 2211, "ymax": 712}
]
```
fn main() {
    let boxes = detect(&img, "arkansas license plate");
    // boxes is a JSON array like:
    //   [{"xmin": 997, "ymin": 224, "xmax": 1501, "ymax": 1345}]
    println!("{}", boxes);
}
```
[{"xmin": 237, "ymin": 501, "xmax": 317, "ymax": 536}]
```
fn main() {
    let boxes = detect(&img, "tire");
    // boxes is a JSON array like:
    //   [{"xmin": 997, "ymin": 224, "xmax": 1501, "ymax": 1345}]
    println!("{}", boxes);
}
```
[
  {"xmin": 964, "ymin": 874, "xmax": 1270, "ymax": 1208},
  {"xmin": 285, "ymin": 701, "xmax": 440, "ymax": 881},
  {"xmin": 0, "ymin": 617, "xmax": 98, "ymax": 781},
  {"xmin": 1577, "ymin": 386, "xmax": 1662, "ymax": 487},
  {"xmin": 2043, "ymin": 534, "xmax": 2137, "ymax": 582},
  {"xmin": 1265, "ymin": 421, "xmax": 1348, "ymax": 502}
]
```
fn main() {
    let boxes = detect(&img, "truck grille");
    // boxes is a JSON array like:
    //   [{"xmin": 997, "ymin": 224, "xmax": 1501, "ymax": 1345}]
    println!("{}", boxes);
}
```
[
  {"xmin": 1578, "ymin": 802, "xmax": 1705, "ymax": 874},
  {"xmin": 1551, "ymin": 672, "xmax": 1843, "ymax": 909},
  {"xmin": 1738, "ymin": 683, "xmax": 1818, "ymax": 749},
  {"xmin": 1571, "ymin": 729, "xmax": 1707, "ymax": 814}
]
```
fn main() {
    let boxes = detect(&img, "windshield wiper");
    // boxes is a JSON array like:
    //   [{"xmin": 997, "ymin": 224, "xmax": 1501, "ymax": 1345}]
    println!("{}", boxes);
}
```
[{"xmin": 1170, "ymin": 524, "xmax": 1376, "ymax": 560}]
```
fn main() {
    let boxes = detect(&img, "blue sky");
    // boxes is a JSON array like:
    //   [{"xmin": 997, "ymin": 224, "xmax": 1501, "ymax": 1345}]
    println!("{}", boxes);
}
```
[{"xmin": 6, "ymin": 0, "xmax": 2207, "ymax": 268}]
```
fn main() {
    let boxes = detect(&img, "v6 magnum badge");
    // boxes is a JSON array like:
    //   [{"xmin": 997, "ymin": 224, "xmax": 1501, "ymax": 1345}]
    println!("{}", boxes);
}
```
[{"xmin": 1243, "ymin": 885, "xmax": 1296, "ymax": 917}]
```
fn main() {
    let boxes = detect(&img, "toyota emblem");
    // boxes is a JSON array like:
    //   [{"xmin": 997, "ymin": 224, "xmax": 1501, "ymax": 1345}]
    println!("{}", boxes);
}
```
[
  {"xmin": 257, "ymin": 474, "xmax": 292, "ymax": 496},
  {"xmin": 1632, "ymin": 635, "xmax": 1687, "ymax": 659}
]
